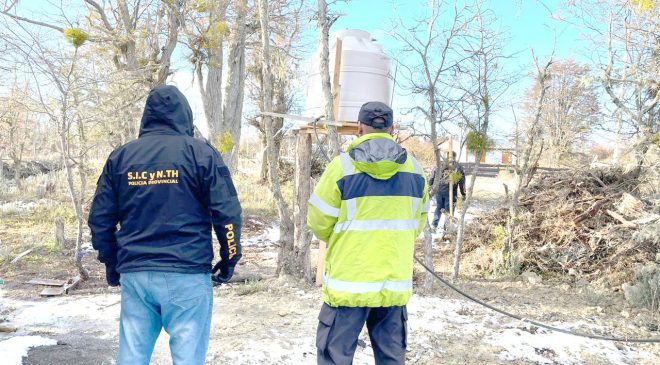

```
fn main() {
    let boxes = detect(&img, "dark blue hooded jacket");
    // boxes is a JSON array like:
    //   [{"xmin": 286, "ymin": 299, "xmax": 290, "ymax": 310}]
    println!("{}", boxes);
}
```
[{"xmin": 88, "ymin": 85, "xmax": 242, "ymax": 275}]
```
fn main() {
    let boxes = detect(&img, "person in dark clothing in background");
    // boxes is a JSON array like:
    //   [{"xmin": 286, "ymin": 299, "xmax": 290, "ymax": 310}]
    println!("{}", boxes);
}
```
[
  {"xmin": 430, "ymin": 151, "xmax": 466, "ymax": 229},
  {"xmin": 88, "ymin": 85, "xmax": 242, "ymax": 365}
]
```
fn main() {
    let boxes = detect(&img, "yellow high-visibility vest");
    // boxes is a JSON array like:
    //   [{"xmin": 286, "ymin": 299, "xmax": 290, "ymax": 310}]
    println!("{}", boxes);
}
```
[{"xmin": 307, "ymin": 133, "xmax": 429, "ymax": 307}]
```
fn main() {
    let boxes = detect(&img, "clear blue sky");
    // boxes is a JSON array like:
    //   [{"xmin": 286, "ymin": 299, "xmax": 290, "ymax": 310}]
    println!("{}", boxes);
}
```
[
  {"xmin": 8, "ymin": 0, "xmax": 610, "ymax": 144},
  {"xmin": 327, "ymin": 0, "xmax": 595, "ymax": 144}
]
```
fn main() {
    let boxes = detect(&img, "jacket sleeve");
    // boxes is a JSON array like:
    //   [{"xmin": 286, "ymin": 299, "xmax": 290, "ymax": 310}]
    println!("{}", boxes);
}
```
[
  {"xmin": 458, "ymin": 164, "xmax": 466, "ymax": 197},
  {"xmin": 416, "ymin": 159, "xmax": 430, "ymax": 236},
  {"xmin": 307, "ymin": 157, "xmax": 343, "ymax": 243},
  {"xmin": 201, "ymin": 146, "xmax": 242, "ymax": 273},
  {"xmin": 89, "ymin": 158, "xmax": 119, "ymax": 268}
]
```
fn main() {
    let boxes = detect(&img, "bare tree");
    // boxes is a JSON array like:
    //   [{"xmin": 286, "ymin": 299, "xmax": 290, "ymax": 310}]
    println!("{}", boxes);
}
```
[
  {"xmin": 571, "ymin": 1, "xmax": 659, "ymax": 164},
  {"xmin": 392, "ymin": 0, "xmax": 473, "ymax": 293},
  {"xmin": 452, "ymin": 3, "xmax": 516, "ymax": 281},
  {"xmin": 0, "ymin": 80, "xmax": 34, "ymax": 189},
  {"xmin": 185, "ymin": 1, "xmax": 228, "ymax": 144},
  {"xmin": 531, "ymin": 60, "xmax": 599, "ymax": 166},
  {"xmin": 247, "ymin": 0, "xmax": 305, "ymax": 182},
  {"xmin": 3, "ymin": 22, "xmax": 94, "ymax": 279},
  {"xmin": 2, "ymin": 0, "xmax": 187, "ymax": 143},
  {"xmin": 317, "ymin": 0, "xmax": 340, "ymax": 157},
  {"xmin": 256, "ymin": 0, "xmax": 297, "ymax": 277},
  {"xmin": 501, "ymin": 53, "xmax": 553, "ymax": 272},
  {"xmin": 222, "ymin": 0, "xmax": 250, "ymax": 169}
]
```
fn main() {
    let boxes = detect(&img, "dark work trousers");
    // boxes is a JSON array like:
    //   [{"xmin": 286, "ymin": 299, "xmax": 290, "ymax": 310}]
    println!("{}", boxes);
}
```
[
  {"xmin": 316, "ymin": 303, "xmax": 408, "ymax": 365},
  {"xmin": 432, "ymin": 192, "xmax": 451, "ymax": 228}
]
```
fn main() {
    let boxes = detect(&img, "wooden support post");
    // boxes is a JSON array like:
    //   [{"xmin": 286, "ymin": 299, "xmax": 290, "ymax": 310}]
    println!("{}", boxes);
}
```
[
  {"xmin": 294, "ymin": 132, "xmax": 314, "ymax": 282},
  {"xmin": 332, "ymin": 39, "xmax": 343, "ymax": 122},
  {"xmin": 315, "ymin": 39, "xmax": 342, "ymax": 286},
  {"xmin": 316, "ymin": 241, "xmax": 327, "ymax": 286}
]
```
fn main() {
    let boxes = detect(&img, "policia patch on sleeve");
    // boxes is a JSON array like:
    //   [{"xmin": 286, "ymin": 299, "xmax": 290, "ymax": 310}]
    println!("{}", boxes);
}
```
[{"xmin": 127, "ymin": 169, "xmax": 180, "ymax": 186}]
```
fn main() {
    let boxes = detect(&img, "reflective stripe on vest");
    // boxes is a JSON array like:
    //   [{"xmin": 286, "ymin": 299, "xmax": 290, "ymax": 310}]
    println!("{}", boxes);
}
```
[
  {"xmin": 346, "ymin": 198, "xmax": 357, "ymax": 220},
  {"xmin": 421, "ymin": 199, "xmax": 430, "ymax": 213},
  {"xmin": 339, "ymin": 153, "xmax": 355, "ymax": 176},
  {"xmin": 334, "ymin": 219, "xmax": 420, "ymax": 233},
  {"xmin": 411, "ymin": 197, "xmax": 421, "ymax": 216},
  {"xmin": 325, "ymin": 275, "xmax": 413, "ymax": 293},
  {"xmin": 309, "ymin": 193, "xmax": 339, "ymax": 217}
]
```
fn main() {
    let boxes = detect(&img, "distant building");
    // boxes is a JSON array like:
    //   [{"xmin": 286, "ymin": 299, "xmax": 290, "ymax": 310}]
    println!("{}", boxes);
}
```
[{"xmin": 436, "ymin": 138, "xmax": 516, "ymax": 165}]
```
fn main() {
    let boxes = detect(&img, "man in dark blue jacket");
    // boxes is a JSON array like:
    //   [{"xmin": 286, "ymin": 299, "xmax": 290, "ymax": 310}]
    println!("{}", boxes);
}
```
[
  {"xmin": 430, "ymin": 152, "xmax": 466, "ymax": 229},
  {"xmin": 89, "ymin": 85, "xmax": 242, "ymax": 365}
]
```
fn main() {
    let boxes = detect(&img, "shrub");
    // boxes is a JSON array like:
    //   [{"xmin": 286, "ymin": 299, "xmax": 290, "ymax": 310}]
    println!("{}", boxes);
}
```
[
  {"xmin": 465, "ymin": 130, "xmax": 493, "ymax": 155},
  {"xmin": 622, "ymin": 263, "xmax": 660, "ymax": 312}
]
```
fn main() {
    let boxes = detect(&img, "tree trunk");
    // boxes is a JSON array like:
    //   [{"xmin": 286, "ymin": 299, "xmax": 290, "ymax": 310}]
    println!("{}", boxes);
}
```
[
  {"xmin": 58, "ymin": 118, "xmax": 89, "ymax": 281},
  {"xmin": 281, "ymin": 132, "xmax": 313, "ymax": 281},
  {"xmin": 453, "ymin": 147, "xmax": 485, "ymax": 281},
  {"xmin": 502, "ymin": 57, "xmax": 552, "ymax": 270},
  {"xmin": 317, "ymin": 0, "xmax": 340, "ymax": 157},
  {"xmin": 256, "ymin": 0, "xmax": 295, "ymax": 276},
  {"xmin": 12, "ymin": 157, "xmax": 21, "ymax": 189},
  {"xmin": 55, "ymin": 217, "xmax": 67, "ymax": 248},
  {"xmin": 223, "ymin": 0, "xmax": 248, "ymax": 171},
  {"xmin": 154, "ymin": 2, "xmax": 183, "ymax": 85},
  {"xmin": 195, "ymin": 3, "xmax": 226, "ymax": 144},
  {"xmin": 420, "ymin": 223, "xmax": 434, "ymax": 294},
  {"xmin": 453, "ymin": 52, "xmax": 493, "ymax": 281},
  {"xmin": 259, "ymin": 141, "xmax": 268, "ymax": 182},
  {"xmin": 203, "ymin": 52, "xmax": 224, "ymax": 142}
]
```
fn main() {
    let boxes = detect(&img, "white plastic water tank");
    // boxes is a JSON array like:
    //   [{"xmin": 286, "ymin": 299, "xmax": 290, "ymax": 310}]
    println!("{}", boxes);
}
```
[{"xmin": 305, "ymin": 29, "xmax": 392, "ymax": 122}]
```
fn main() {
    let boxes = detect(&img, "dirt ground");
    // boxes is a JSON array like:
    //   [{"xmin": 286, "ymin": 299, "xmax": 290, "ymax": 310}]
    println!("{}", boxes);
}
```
[
  {"xmin": 2, "ymin": 176, "xmax": 660, "ymax": 364},
  {"xmin": 2, "ymin": 240, "xmax": 660, "ymax": 364}
]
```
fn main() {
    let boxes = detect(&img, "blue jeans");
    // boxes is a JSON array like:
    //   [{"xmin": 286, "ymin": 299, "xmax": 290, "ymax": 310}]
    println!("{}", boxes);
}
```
[
  {"xmin": 432, "ymin": 193, "xmax": 451, "ymax": 228},
  {"xmin": 118, "ymin": 271, "xmax": 213, "ymax": 365}
]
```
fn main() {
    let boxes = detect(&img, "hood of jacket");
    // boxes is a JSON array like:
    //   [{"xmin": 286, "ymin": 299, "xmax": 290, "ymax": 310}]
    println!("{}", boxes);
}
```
[
  {"xmin": 139, "ymin": 85, "xmax": 193, "ymax": 137},
  {"xmin": 347, "ymin": 133, "xmax": 407, "ymax": 180}
]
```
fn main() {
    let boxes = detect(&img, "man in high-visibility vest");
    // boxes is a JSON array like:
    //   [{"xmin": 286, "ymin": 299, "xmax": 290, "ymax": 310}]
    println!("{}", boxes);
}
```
[{"xmin": 308, "ymin": 101, "xmax": 429, "ymax": 365}]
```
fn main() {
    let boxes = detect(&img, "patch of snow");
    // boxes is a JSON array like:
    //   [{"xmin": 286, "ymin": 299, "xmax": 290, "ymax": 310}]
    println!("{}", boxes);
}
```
[
  {"xmin": 1, "ymin": 295, "xmax": 120, "ymax": 336},
  {"xmin": 0, "ymin": 335, "xmax": 57, "ymax": 365},
  {"xmin": 486, "ymin": 327, "xmax": 645, "ymax": 365},
  {"xmin": 407, "ymin": 296, "xmax": 501, "ymax": 335},
  {"xmin": 243, "ymin": 225, "xmax": 280, "ymax": 246},
  {"xmin": 406, "ymin": 295, "xmax": 652, "ymax": 365},
  {"xmin": 0, "ymin": 200, "xmax": 39, "ymax": 214}
]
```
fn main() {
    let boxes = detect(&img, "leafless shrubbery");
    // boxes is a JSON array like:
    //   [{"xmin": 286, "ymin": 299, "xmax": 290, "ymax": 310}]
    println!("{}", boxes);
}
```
[{"xmin": 623, "ymin": 263, "xmax": 660, "ymax": 312}]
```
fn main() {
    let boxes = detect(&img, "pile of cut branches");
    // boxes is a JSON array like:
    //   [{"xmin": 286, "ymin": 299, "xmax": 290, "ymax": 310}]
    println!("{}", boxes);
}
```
[{"xmin": 465, "ymin": 166, "xmax": 659, "ymax": 285}]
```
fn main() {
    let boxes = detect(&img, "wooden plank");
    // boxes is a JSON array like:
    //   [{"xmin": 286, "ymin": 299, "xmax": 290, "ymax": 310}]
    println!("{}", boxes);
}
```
[
  {"xmin": 606, "ymin": 209, "xmax": 637, "ymax": 228},
  {"xmin": 332, "ymin": 39, "xmax": 343, "ymax": 121},
  {"xmin": 64, "ymin": 275, "xmax": 82, "ymax": 293},
  {"xmin": 40, "ymin": 286, "xmax": 67, "ymax": 297},
  {"xmin": 0, "ymin": 325, "xmax": 18, "ymax": 333},
  {"xmin": 259, "ymin": 111, "xmax": 351, "ymax": 127},
  {"xmin": 10, "ymin": 248, "xmax": 34, "ymax": 264},
  {"xmin": 316, "ymin": 241, "xmax": 327, "ymax": 287},
  {"xmin": 299, "ymin": 125, "xmax": 358, "ymax": 136},
  {"xmin": 28, "ymin": 278, "xmax": 68, "ymax": 286}
]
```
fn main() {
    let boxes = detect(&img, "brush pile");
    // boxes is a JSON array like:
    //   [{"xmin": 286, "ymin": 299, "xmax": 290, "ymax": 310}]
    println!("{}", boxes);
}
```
[{"xmin": 465, "ymin": 163, "xmax": 660, "ymax": 286}]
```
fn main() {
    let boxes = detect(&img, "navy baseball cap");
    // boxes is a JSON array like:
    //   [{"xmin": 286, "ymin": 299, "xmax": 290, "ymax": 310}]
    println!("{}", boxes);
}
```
[{"xmin": 357, "ymin": 101, "xmax": 393, "ymax": 128}]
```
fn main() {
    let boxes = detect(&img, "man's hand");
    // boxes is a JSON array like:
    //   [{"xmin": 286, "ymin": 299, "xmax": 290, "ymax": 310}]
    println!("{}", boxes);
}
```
[
  {"xmin": 106, "ymin": 265, "xmax": 120, "ymax": 287},
  {"xmin": 212, "ymin": 262, "xmax": 235, "ymax": 285}
]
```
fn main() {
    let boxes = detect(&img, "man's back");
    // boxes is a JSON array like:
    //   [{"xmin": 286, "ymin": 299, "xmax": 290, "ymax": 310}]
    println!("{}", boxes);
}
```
[
  {"xmin": 88, "ymin": 85, "xmax": 242, "ymax": 365},
  {"xmin": 89, "ymin": 85, "xmax": 242, "ymax": 275},
  {"xmin": 308, "ymin": 132, "xmax": 429, "ymax": 307},
  {"xmin": 308, "ymin": 101, "xmax": 429, "ymax": 365}
]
